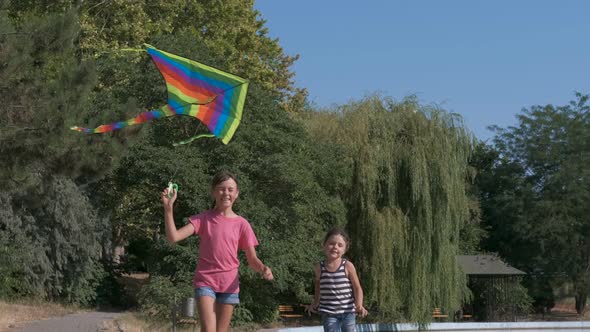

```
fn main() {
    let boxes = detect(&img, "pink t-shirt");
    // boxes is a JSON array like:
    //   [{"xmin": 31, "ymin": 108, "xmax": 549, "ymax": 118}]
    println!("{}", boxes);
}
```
[{"xmin": 188, "ymin": 210, "xmax": 259, "ymax": 293}]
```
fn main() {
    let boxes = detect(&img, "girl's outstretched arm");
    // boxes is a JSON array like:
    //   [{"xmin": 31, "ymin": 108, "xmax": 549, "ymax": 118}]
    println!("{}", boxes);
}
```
[
  {"xmin": 161, "ymin": 187, "xmax": 194, "ymax": 243},
  {"xmin": 244, "ymin": 246, "xmax": 273, "ymax": 280},
  {"xmin": 346, "ymin": 261, "xmax": 368, "ymax": 317},
  {"xmin": 305, "ymin": 263, "xmax": 321, "ymax": 315}
]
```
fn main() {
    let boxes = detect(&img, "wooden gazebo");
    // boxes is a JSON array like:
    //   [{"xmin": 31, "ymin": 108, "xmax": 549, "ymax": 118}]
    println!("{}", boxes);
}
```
[{"xmin": 457, "ymin": 255, "xmax": 527, "ymax": 321}]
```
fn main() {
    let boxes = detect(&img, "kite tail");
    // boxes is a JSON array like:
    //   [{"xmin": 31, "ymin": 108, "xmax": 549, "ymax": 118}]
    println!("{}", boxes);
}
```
[
  {"xmin": 172, "ymin": 133, "xmax": 216, "ymax": 146},
  {"xmin": 70, "ymin": 107, "xmax": 175, "ymax": 133}
]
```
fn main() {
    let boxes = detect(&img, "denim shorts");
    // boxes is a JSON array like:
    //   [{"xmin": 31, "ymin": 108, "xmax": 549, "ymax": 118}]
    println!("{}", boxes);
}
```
[
  {"xmin": 195, "ymin": 286, "xmax": 240, "ymax": 304},
  {"xmin": 321, "ymin": 312, "xmax": 356, "ymax": 332}
]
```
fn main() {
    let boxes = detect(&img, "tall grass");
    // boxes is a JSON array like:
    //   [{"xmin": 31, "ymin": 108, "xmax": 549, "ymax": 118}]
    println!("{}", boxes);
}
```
[{"xmin": 0, "ymin": 300, "xmax": 78, "ymax": 331}]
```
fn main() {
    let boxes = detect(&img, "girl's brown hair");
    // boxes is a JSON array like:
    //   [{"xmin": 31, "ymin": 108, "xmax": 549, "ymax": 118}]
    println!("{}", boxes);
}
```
[
  {"xmin": 324, "ymin": 227, "xmax": 351, "ymax": 249},
  {"xmin": 211, "ymin": 170, "xmax": 238, "ymax": 189}
]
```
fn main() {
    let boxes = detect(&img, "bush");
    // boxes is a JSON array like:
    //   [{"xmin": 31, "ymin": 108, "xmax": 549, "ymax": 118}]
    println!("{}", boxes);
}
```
[
  {"xmin": 138, "ymin": 275, "xmax": 194, "ymax": 319},
  {"xmin": 0, "ymin": 177, "xmax": 110, "ymax": 305}
]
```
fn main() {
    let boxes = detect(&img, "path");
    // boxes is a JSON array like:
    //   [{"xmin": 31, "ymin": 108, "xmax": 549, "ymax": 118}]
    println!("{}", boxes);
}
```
[{"xmin": 8, "ymin": 311, "xmax": 122, "ymax": 332}]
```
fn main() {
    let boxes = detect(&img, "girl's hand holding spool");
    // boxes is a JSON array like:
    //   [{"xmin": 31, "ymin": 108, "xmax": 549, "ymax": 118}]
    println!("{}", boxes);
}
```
[{"xmin": 161, "ymin": 183, "xmax": 177, "ymax": 210}]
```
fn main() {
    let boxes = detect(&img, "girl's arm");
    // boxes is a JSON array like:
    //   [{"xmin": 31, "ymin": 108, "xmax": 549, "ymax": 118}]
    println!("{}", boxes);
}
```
[
  {"xmin": 346, "ymin": 261, "xmax": 368, "ymax": 317},
  {"xmin": 243, "ymin": 246, "xmax": 273, "ymax": 280},
  {"xmin": 305, "ymin": 263, "xmax": 321, "ymax": 315},
  {"xmin": 161, "ymin": 187, "xmax": 194, "ymax": 243}
]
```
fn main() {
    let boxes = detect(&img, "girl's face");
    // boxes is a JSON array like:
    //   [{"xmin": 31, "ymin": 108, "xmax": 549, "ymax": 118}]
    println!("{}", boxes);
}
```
[
  {"xmin": 323, "ymin": 234, "xmax": 348, "ymax": 260},
  {"xmin": 211, "ymin": 178, "xmax": 239, "ymax": 210}
]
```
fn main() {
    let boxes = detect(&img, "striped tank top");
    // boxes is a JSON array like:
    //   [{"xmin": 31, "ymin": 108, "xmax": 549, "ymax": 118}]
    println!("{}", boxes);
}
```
[{"xmin": 318, "ymin": 258, "xmax": 355, "ymax": 314}]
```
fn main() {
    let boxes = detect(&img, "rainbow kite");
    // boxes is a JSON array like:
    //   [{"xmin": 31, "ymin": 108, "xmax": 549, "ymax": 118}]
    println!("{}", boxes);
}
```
[{"xmin": 71, "ymin": 44, "xmax": 248, "ymax": 145}]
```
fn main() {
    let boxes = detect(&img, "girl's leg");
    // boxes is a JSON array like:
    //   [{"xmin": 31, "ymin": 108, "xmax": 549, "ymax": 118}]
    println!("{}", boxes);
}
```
[
  {"xmin": 214, "ymin": 303, "xmax": 235, "ymax": 332},
  {"xmin": 197, "ymin": 295, "xmax": 217, "ymax": 332}
]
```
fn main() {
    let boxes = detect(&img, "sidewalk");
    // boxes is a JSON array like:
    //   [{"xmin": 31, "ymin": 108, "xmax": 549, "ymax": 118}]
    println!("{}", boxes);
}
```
[{"xmin": 7, "ymin": 311, "xmax": 122, "ymax": 332}]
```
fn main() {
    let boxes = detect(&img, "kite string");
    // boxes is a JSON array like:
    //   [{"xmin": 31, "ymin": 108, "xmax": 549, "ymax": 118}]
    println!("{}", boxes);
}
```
[{"xmin": 168, "ymin": 121, "xmax": 203, "ymax": 183}]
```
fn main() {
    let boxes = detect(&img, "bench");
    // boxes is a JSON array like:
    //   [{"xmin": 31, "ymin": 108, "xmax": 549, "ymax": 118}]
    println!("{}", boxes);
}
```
[
  {"xmin": 462, "ymin": 313, "xmax": 473, "ymax": 320},
  {"xmin": 279, "ymin": 304, "xmax": 304, "ymax": 319},
  {"xmin": 177, "ymin": 318, "xmax": 198, "ymax": 325},
  {"xmin": 432, "ymin": 307, "xmax": 448, "ymax": 320}
]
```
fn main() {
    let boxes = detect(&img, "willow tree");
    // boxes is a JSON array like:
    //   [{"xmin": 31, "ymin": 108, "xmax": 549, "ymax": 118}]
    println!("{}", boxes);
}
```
[{"xmin": 305, "ymin": 96, "xmax": 475, "ymax": 323}]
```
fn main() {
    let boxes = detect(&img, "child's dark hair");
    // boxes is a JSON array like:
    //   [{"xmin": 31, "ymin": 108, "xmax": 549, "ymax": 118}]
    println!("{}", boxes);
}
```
[
  {"xmin": 211, "ymin": 170, "xmax": 238, "ymax": 188},
  {"xmin": 324, "ymin": 227, "xmax": 351, "ymax": 248}
]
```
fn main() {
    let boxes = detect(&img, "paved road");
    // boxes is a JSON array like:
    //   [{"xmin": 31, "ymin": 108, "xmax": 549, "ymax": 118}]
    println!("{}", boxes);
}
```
[{"xmin": 8, "ymin": 311, "xmax": 122, "ymax": 332}]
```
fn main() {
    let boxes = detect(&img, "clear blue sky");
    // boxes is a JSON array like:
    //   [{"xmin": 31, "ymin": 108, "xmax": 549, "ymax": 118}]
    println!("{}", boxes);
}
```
[{"xmin": 254, "ymin": 1, "xmax": 589, "ymax": 141}]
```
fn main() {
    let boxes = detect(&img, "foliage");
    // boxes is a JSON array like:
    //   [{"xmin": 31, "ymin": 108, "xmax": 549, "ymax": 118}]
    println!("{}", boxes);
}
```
[
  {"xmin": 0, "ymin": 10, "xmax": 125, "ymax": 190},
  {"xmin": 4, "ymin": 0, "xmax": 305, "ymax": 109},
  {"xmin": 481, "ymin": 93, "xmax": 590, "ymax": 314},
  {"xmin": 0, "ymin": 10, "xmax": 114, "ymax": 305},
  {"xmin": 0, "ymin": 176, "xmax": 109, "ymax": 305},
  {"xmin": 93, "ymin": 67, "xmax": 348, "ymax": 322},
  {"xmin": 302, "ymin": 96, "xmax": 476, "ymax": 323},
  {"xmin": 523, "ymin": 275, "xmax": 555, "ymax": 313},
  {"xmin": 0, "ymin": 3, "xmax": 495, "ymax": 325},
  {"xmin": 0, "ymin": 194, "xmax": 42, "ymax": 299},
  {"xmin": 231, "ymin": 305, "xmax": 255, "ymax": 327},
  {"xmin": 138, "ymin": 275, "xmax": 193, "ymax": 319},
  {"xmin": 469, "ymin": 276, "xmax": 532, "ymax": 321},
  {"xmin": 1, "ymin": 0, "xmax": 315, "ymax": 312},
  {"xmin": 460, "ymin": 144, "xmax": 489, "ymax": 255}
]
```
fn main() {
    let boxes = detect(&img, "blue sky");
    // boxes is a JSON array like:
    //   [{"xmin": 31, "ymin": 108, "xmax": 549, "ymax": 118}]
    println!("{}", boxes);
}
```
[{"xmin": 254, "ymin": 1, "xmax": 589, "ymax": 141}]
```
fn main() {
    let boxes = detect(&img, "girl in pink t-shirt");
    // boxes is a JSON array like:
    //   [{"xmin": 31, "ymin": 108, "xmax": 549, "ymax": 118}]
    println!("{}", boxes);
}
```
[{"xmin": 161, "ymin": 171, "xmax": 273, "ymax": 332}]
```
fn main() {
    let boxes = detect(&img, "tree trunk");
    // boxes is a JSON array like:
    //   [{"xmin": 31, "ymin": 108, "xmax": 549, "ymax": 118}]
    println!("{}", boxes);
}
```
[{"xmin": 575, "ymin": 290, "xmax": 587, "ymax": 315}]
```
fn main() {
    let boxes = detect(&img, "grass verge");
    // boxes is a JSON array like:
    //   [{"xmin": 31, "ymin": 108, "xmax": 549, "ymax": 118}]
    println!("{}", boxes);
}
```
[{"xmin": 0, "ymin": 299, "xmax": 79, "ymax": 331}]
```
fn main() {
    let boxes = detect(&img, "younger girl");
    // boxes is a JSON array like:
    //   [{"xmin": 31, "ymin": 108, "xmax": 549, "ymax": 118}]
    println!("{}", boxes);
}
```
[
  {"xmin": 305, "ymin": 228, "xmax": 368, "ymax": 332},
  {"xmin": 161, "ymin": 171, "xmax": 273, "ymax": 332}
]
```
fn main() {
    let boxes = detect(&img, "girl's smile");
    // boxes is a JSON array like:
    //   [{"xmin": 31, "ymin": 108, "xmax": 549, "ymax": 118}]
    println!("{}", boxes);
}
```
[{"xmin": 212, "ymin": 178, "xmax": 239, "ymax": 210}]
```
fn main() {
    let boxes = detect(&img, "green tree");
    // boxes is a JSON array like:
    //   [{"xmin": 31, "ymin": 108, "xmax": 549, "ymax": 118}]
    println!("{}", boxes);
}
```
[
  {"xmin": 0, "ymin": 10, "xmax": 114, "ymax": 305},
  {"xmin": 473, "ymin": 143, "xmax": 532, "ymax": 265},
  {"xmin": 4, "ymin": 0, "xmax": 305, "ymax": 109},
  {"xmin": 461, "ymin": 143, "xmax": 489, "ymax": 255},
  {"xmin": 93, "ymin": 75, "xmax": 348, "ymax": 321},
  {"xmin": 0, "ymin": 9, "xmax": 124, "ymax": 190},
  {"xmin": 0, "ymin": 176, "xmax": 110, "ymax": 304},
  {"xmin": 0, "ymin": 193, "xmax": 46, "ymax": 299},
  {"xmin": 303, "ymin": 96, "xmax": 475, "ymax": 323},
  {"xmin": 484, "ymin": 93, "xmax": 590, "ymax": 314}
]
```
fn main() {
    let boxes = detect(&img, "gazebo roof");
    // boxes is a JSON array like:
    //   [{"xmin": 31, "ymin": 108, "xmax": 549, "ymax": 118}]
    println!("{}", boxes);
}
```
[{"xmin": 457, "ymin": 255, "xmax": 526, "ymax": 276}]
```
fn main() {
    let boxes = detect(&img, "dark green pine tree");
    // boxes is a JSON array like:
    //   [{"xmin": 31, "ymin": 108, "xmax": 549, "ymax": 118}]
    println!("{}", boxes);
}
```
[
  {"xmin": 0, "ymin": 9, "xmax": 127, "ymax": 190},
  {"xmin": 0, "ymin": 10, "xmax": 119, "ymax": 304}
]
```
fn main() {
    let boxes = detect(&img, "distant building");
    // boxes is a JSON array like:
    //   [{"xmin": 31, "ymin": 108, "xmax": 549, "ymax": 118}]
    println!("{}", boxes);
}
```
[
  {"xmin": 457, "ymin": 255, "xmax": 526, "ymax": 276},
  {"xmin": 457, "ymin": 255, "xmax": 527, "ymax": 321}
]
